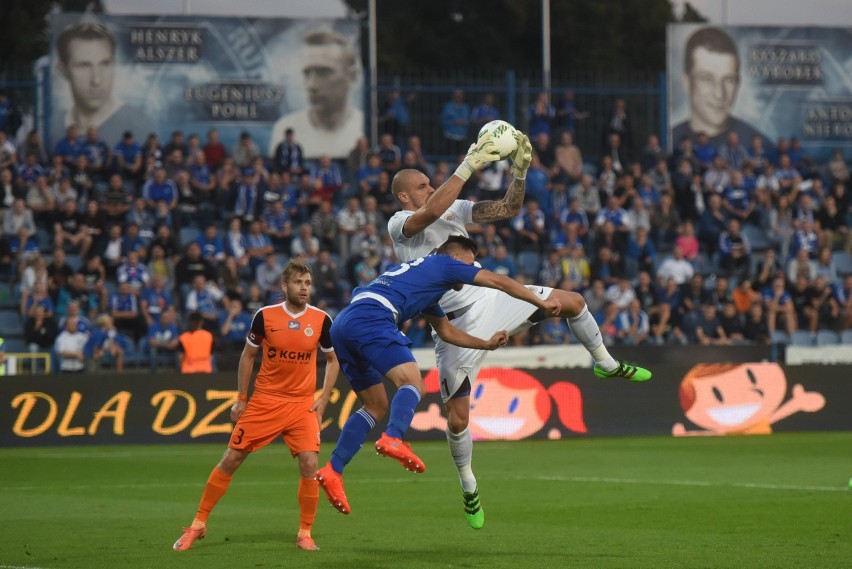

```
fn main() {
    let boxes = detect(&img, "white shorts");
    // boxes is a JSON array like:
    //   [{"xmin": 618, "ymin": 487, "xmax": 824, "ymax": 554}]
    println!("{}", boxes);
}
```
[{"xmin": 432, "ymin": 285, "xmax": 552, "ymax": 402}]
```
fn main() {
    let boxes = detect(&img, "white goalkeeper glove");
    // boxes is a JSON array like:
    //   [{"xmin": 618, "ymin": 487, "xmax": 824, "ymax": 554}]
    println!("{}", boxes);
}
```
[
  {"xmin": 509, "ymin": 131, "xmax": 532, "ymax": 180},
  {"xmin": 453, "ymin": 136, "xmax": 501, "ymax": 182}
]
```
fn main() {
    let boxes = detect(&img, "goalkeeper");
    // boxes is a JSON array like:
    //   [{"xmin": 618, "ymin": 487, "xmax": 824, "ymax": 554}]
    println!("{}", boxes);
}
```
[{"xmin": 387, "ymin": 128, "xmax": 653, "ymax": 530}]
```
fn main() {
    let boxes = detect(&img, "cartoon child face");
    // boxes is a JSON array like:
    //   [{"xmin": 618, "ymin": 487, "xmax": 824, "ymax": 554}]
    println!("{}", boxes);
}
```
[
  {"xmin": 470, "ymin": 375, "xmax": 545, "ymax": 441},
  {"xmin": 681, "ymin": 363, "xmax": 787, "ymax": 433}
]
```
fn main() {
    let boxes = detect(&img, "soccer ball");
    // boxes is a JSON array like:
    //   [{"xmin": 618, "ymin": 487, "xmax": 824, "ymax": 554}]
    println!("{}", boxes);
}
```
[{"xmin": 478, "ymin": 119, "xmax": 518, "ymax": 159}]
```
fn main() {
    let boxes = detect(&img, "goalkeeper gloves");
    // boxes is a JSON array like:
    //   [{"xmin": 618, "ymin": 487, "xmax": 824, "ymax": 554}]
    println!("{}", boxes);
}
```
[
  {"xmin": 509, "ymin": 131, "xmax": 532, "ymax": 180},
  {"xmin": 454, "ymin": 136, "xmax": 501, "ymax": 182}
]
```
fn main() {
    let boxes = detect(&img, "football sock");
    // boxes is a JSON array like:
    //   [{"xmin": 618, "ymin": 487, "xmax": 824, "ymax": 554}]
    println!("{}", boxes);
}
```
[
  {"xmin": 447, "ymin": 426, "xmax": 477, "ymax": 492},
  {"xmin": 330, "ymin": 408, "xmax": 376, "ymax": 474},
  {"xmin": 194, "ymin": 466, "xmax": 233, "ymax": 525},
  {"xmin": 297, "ymin": 476, "xmax": 319, "ymax": 534},
  {"xmin": 568, "ymin": 305, "xmax": 618, "ymax": 371},
  {"xmin": 386, "ymin": 384, "xmax": 422, "ymax": 438}
]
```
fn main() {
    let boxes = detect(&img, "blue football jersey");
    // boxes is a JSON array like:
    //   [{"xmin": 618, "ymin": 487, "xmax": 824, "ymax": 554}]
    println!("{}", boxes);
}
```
[{"xmin": 352, "ymin": 254, "xmax": 481, "ymax": 322}]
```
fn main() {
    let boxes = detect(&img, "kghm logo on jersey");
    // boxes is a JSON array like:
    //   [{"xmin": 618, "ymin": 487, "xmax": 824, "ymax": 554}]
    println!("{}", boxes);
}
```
[{"xmin": 288, "ymin": 321, "xmax": 300, "ymax": 330}]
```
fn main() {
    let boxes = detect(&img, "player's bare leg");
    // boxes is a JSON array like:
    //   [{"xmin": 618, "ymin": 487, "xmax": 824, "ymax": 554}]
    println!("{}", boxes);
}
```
[
  {"xmin": 546, "ymin": 289, "xmax": 652, "ymax": 382},
  {"xmin": 445, "ymin": 393, "xmax": 484, "ymax": 529},
  {"xmin": 295, "ymin": 451, "xmax": 320, "ymax": 551},
  {"xmin": 173, "ymin": 448, "xmax": 249, "ymax": 551}
]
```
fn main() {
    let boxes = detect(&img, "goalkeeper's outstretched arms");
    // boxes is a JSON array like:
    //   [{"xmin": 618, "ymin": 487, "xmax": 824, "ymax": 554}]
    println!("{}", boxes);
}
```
[{"xmin": 471, "ymin": 130, "xmax": 532, "ymax": 223}]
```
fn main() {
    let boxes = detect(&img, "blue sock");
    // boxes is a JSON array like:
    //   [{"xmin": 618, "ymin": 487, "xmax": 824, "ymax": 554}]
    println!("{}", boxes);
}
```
[
  {"xmin": 330, "ymin": 408, "xmax": 376, "ymax": 474},
  {"xmin": 386, "ymin": 384, "xmax": 422, "ymax": 439}
]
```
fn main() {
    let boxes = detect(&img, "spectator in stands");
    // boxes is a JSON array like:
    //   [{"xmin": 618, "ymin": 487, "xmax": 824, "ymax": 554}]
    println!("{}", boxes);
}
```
[
  {"xmin": 590, "ymin": 245, "xmax": 622, "ymax": 288},
  {"xmin": 223, "ymin": 218, "xmax": 249, "ymax": 275},
  {"xmin": 270, "ymin": 127, "xmax": 304, "ymax": 176},
  {"xmin": 290, "ymin": 222, "xmax": 320, "ymax": 263},
  {"xmin": 24, "ymin": 280, "xmax": 54, "ymax": 323},
  {"xmin": 196, "ymin": 224, "xmax": 226, "ymax": 267},
  {"xmin": 312, "ymin": 250, "xmax": 340, "ymax": 307},
  {"xmin": 718, "ymin": 218, "xmax": 751, "ymax": 279},
  {"xmin": 787, "ymin": 247, "xmax": 817, "ymax": 283},
  {"xmin": 309, "ymin": 199, "xmax": 337, "ymax": 253},
  {"xmin": 440, "ymin": 89, "xmax": 470, "ymax": 156},
  {"xmin": 47, "ymin": 248, "xmax": 73, "ymax": 302},
  {"xmin": 563, "ymin": 243, "xmax": 591, "ymax": 291},
  {"xmin": 693, "ymin": 303, "xmax": 728, "ymax": 345},
  {"xmin": 178, "ymin": 311, "xmax": 214, "ymax": 374},
  {"xmin": 818, "ymin": 195, "xmax": 850, "ymax": 253},
  {"xmin": 762, "ymin": 275, "xmax": 797, "ymax": 338},
  {"xmin": 481, "ymin": 244, "xmax": 516, "ymax": 278},
  {"xmin": 140, "ymin": 273, "xmax": 175, "ymax": 329},
  {"xmin": 144, "ymin": 306, "xmax": 180, "ymax": 372},
  {"xmin": 255, "ymin": 254, "xmax": 283, "ymax": 301},
  {"xmin": 657, "ymin": 245, "xmax": 694, "ymax": 286},
  {"xmin": 718, "ymin": 302, "xmax": 746, "ymax": 343},
  {"xmin": 528, "ymin": 92, "xmax": 555, "ymax": 139},
  {"xmin": 470, "ymin": 92, "xmax": 499, "ymax": 131},
  {"xmin": 513, "ymin": 199, "xmax": 548, "ymax": 253},
  {"xmin": 217, "ymin": 256, "xmax": 243, "ymax": 298},
  {"xmin": 811, "ymin": 275, "xmax": 840, "ymax": 332},
  {"xmin": 109, "ymin": 281, "xmax": 144, "ymax": 342},
  {"xmin": 114, "ymin": 131, "xmax": 143, "ymax": 182},
  {"xmin": 732, "ymin": 278, "xmax": 759, "ymax": 315},
  {"xmin": 602, "ymin": 98, "xmax": 633, "ymax": 159},
  {"xmin": 55, "ymin": 316, "xmax": 88, "ymax": 373},
  {"xmin": 202, "ymin": 129, "xmax": 227, "ymax": 172},
  {"xmin": 743, "ymin": 301, "xmax": 770, "ymax": 344},
  {"xmin": 25, "ymin": 303, "xmax": 58, "ymax": 354},
  {"xmin": 175, "ymin": 240, "xmax": 216, "ymax": 290},
  {"xmin": 141, "ymin": 166, "xmax": 177, "ymax": 214},
  {"xmin": 86, "ymin": 313, "xmax": 128, "ymax": 372},
  {"xmin": 605, "ymin": 277, "xmax": 636, "ymax": 311},
  {"xmin": 626, "ymin": 227, "xmax": 656, "ymax": 279},
  {"xmin": 116, "ymin": 249, "xmax": 150, "ymax": 294},
  {"xmin": 614, "ymin": 298, "xmax": 650, "ymax": 346},
  {"xmin": 307, "ymin": 155, "xmax": 343, "ymax": 213},
  {"xmin": 184, "ymin": 274, "xmax": 224, "ymax": 333},
  {"xmin": 375, "ymin": 134, "xmax": 402, "ymax": 175},
  {"xmin": 3, "ymin": 198, "xmax": 35, "ymax": 239},
  {"xmin": 245, "ymin": 221, "xmax": 274, "ymax": 274},
  {"xmin": 218, "ymin": 296, "xmax": 252, "ymax": 351}
]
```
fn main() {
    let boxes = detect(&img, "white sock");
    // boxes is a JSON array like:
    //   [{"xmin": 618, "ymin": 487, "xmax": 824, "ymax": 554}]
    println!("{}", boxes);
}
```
[
  {"xmin": 568, "ymin": 305, "xmax": 618, "ymax": 371},
  {"xmin": 446, "ymin": 426, "xmax": 477, "ymax": 492}
]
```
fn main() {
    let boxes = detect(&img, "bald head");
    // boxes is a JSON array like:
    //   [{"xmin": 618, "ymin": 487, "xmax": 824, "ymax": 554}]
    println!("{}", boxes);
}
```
[{"xmin": 391, "ymin": 168, "xmax": 423, "ymax": 200}]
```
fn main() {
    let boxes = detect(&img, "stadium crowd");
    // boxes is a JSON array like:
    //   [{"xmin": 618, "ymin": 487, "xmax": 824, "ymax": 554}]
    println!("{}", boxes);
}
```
[{"xmin": 1, "ymin": 89, "xmax": 851, "ymax": 373}]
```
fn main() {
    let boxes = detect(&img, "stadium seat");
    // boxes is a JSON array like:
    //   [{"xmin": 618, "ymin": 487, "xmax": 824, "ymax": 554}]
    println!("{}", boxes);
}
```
[
  {"xmin": 832, "ymin": 251, "xmax": 852, "ymax": 276},
  {"xmin": 841, "ymin": 330, "xmax": 852, "ymax": 345},
  {"xmin": 815, "ymin": 330, "xmax": 839, "ymax": 346},
  {"xmin": 742, "ymin": 224, "xmax": 772, "ymax": 251},
  {"xmin": 0, "ymin": 310, "xmax": 24, "ymax": 336},
  {"xmin": 3, "ymin": 337, "xmax": 27, "ymax": 352},
  {"xmin": 516, "ymin": 251, "xmax": 541, "ymax": 279},
  {"xmin": 65, "ymin": 254, "xmax": 83, "ymax": 273},
  {"xmin": 179, "ymin": 227, "xmax": 200, "ymax": 247},
  {"xmin": 770, "ymin": 330, "xmax": 790, "ymax": 345},
  {"xmin": 790, "ymin": 330, "xmax": 814, "ymax": 346}
]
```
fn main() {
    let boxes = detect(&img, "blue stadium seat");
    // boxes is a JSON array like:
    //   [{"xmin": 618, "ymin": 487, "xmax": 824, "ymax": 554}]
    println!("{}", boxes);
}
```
[
  {"xmin": 742, "ymin": 224, "xmax": 772, "ymax": 251},
  {"xmin": 841, "ymin": 330, "xmax": 852, "ymax": 345},
  {"xmin": 516, "ymin": 251, "xmax": 541, "ymax": 279},
  {"xmin": 815, "ymin": 330, "xmax": 839, "ymax": 346},
  {"xmin": 179, "ymin": 227, "xmax": 200, "ymax": 247},
  {"xmin": 770, "ymin": 330, "xmax": 790, "ymax": 345},
  {"xmin": 0, "ymin": 310, "xmax": 24, "ymax": 336},
  {"xmin": 832, "ymin": 251, "xmax": 852, "ymax": 276},
  {"xmin": 790, "ymin": 330, "xmax": 814, "ymax": 346}
]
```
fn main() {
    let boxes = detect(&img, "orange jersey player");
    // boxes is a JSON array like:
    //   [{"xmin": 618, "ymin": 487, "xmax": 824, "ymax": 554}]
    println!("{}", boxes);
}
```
[{"xmin": 173, "ymin": 260, "xmax": 339, "ymax": 552}]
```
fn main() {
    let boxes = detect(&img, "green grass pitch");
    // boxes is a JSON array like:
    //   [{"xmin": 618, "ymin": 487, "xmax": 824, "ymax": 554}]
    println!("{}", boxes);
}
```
[{"xmin": 1, "ymin": 433, "xmax": 850, "ymax": 569}]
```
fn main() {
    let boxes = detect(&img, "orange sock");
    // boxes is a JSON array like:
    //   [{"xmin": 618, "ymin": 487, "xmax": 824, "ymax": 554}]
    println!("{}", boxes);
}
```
[
  {"xmin": 298, "ymin": 476, "xmax": 320, "ymax": 534},
  {"xmin": 194, "ymin": 466, "xmax": 233, "ymax": 524}
]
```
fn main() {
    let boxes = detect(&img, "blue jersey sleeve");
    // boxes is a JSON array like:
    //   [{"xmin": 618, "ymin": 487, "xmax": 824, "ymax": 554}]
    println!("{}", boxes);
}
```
[
  {"xmin": 440, "ymin": 256, "xmax": 482, "ymax": 285},
  {"xmin": 422, "ymin": 304, "xmax": 446, "ymax": 318}
]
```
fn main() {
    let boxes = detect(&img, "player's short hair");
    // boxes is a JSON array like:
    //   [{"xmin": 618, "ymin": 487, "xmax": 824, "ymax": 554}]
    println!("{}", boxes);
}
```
[
  {"xmin": 684, "ymin": 27, "xmax": 739, "ymax": 75},
  {"xmin": 436, "ymin": 235, "xmax": 478, "ymax": 257},
  {"xmin": 303, "ymin": 28, "xmax": 356, "ymax": 70},
  {"xmin": 56, "ymin": 21, "xmax": 116, "ymax": 65},
  {"xmin": 282, "ymin": 260, "xmax": 311, "ymax": 284},
  {"xmin": 187, "ymin": 311, "xmax": 204, "ymax": 330}
]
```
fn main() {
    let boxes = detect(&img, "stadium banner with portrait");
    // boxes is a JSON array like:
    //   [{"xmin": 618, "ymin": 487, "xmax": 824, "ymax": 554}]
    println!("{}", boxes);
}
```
[
  {"xmin": 48, "ymin": 13, "xmax": 363, "ymax": 158},
  {"xmin": 667, "ymin": 24, "xmax": 852, "ymax": 161},
  {"xmin": 1, "ymin": 364, "xmax": 848, "ymax": 447}
]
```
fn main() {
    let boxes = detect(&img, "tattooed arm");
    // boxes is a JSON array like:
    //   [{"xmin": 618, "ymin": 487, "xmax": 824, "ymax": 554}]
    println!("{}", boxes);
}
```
[{"xmin": 471, "ymin": 176, "xmax": 526, "ymax": 223}]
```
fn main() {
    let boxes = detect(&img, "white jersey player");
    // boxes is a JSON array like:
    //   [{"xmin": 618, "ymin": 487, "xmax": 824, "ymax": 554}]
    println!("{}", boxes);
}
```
[{"xmin": 387, "ymin": 129, "xmax": 653, "ymax": 530}]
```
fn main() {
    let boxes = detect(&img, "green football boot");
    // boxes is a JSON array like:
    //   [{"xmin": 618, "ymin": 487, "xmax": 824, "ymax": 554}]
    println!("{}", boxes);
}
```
[
  {"xmin": 594, "ymin": 361, "xmax": 652, "ymax": 382},
  {"xmin": 463, "ymin": 488, "xmax": 485, "ymax": 530}
]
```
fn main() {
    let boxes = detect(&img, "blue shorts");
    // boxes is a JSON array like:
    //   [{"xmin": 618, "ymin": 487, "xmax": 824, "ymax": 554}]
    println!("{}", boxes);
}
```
[{"xmin": 330, "ymin": 300, "xmax": 416, "ymax": 393}]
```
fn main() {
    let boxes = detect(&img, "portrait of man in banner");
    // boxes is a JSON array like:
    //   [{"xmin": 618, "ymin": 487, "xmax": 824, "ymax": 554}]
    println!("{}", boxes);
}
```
[
  {"xmin": 52, "ymin": 19, "xmax": 154, "ymax": 145},
  {"xmin": 671, "ymin": 26, "xmax": 773, "ymax": 150},
  {"xmin": 267, "ymin": 27, "xmax": 364, "ymax": 159}
]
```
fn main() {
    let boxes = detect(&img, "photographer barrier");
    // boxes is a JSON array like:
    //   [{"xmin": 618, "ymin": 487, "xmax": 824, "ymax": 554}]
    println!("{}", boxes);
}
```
[{"xmin": 2, "ymin": 361, "xmax": 849, "ymax": 447}]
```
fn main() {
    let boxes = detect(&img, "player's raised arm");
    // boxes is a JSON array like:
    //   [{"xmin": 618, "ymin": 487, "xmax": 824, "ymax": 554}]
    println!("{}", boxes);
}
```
[
  {"xmin": 472, "ymin": 268, "xmax": 561, "ymax": 315},
  {"xmin": 424, "ymin": 313, "xmax": 509, "ymax": 351},
  {"xmin": 471, "ymin": 131, "xmax": 532, "ymax": 223},
  {"xmin": 396, "ymin": 137, "xmax": 500, "ymax": 238}
]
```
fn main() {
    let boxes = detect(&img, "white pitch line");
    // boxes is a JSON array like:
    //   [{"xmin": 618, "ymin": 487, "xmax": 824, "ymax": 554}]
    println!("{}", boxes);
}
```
[
  {"xmin": 1, "ymin": 475, "xmax": 844, "ymax": 493},
  {"xmin": 0, "ymin": 565, "xmax": 54, "ymax": 569}
]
